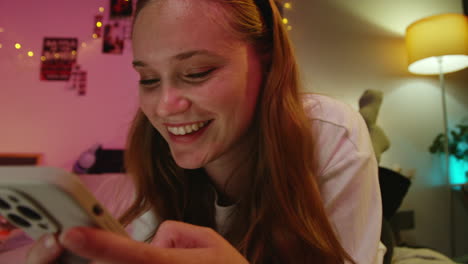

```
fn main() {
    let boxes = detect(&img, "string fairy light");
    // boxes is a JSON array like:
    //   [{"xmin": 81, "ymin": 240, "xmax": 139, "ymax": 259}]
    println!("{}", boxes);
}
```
[
  {"xmin": 280, "ymin": 2, "xmax": 293, "ymax": 31},
  {"xmin": 3, "ymin": 1, "xmax": 288, "ymax": 60}
]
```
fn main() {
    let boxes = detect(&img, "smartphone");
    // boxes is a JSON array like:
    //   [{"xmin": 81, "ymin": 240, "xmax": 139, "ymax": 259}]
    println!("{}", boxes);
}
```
[{"xmin": 0, "ymin": 166, "xmax": 129, "ymax": 264}]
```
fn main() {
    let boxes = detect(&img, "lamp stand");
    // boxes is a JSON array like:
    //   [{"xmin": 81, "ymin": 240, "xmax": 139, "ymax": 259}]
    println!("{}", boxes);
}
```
[{"xmin": 437, "ymin": 57, "xmax": 455, "ymax": 257}]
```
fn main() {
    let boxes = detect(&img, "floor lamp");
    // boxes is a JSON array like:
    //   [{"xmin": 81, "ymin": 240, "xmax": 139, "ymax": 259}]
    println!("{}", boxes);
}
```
[{"xmin": 405, "ymin": 13, "xmax": 468, "ymax": 257}]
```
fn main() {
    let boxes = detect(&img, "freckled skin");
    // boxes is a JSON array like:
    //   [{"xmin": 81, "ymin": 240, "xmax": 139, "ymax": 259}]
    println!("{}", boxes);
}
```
[{"xmin": 132, "ymin": 0, "xmax": 264, "ymax": 176}]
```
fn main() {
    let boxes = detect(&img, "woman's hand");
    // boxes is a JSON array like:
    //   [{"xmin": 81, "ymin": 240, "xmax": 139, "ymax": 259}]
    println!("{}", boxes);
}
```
[
  {"xmin": 25, "ymin": 234, "xmax": 64, "ymax": 264},
  {"xmin": 27, "ymin": 220, "xmax": 248, "ymax": 264}
]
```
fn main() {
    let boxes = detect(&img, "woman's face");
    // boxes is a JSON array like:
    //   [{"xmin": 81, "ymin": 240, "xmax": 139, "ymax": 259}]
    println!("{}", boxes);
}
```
[{"xmin": 132, "ymin": 0, "xmax": 264, "ymax": 169}]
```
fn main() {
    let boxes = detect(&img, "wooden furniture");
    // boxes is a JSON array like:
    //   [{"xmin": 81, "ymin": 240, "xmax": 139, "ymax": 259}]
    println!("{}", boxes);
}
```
[{"xmin": 0, "ymin": 153, "xmax": 43, "ymax": 166}]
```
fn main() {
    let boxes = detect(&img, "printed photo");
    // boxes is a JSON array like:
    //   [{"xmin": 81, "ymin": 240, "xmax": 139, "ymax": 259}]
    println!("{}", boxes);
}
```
[
  {"xmin": 40, "ymin": 38, "xmax": 78, "ymax": 81},
  {"xmin": 102, "ymin": 22, "xmax": 125, "ymax": 54},
  {"xmin": 110, "ymin": 0, "xmax": 133, "ymax": 18}
]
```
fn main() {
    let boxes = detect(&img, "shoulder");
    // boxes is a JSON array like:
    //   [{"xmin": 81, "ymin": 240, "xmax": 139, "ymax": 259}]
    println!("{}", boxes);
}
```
[
  {"xmin": 302, "ymin": 94, "xmax": 370, "ymax": 151},
  {"xmin": 301, "ymin": 94, "xmax": 374, "ymax": 175}
]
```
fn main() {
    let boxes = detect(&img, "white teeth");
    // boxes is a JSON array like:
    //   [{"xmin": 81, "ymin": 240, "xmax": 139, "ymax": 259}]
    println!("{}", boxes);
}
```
[
  {"xmin": 167, "ymin": 121, "xmax": 209, "ymax": 135},
  {"xmin": 178, "ymin": 127, "xmax": 186, "ymax": 135}
]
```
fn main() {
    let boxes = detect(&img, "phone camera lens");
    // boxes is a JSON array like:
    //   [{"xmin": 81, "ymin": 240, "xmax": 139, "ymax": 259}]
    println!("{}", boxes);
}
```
[
  {"xmin": 18, "ymin": 206, "xmax": 42, "ymax": 220},
  {"xmin": 92, "ymin": 204, "xmax": 103, "ymax": 216},
  {"xmin": 7, "ymin": 214, "xmax": 31, "ymax": 228},
  {"xmin": 0, "ymin": 198, "xmax": 11, "ymax": 210}
]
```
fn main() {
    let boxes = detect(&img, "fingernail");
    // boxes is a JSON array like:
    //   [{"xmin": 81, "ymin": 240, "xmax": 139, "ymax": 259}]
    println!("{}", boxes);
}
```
[
  {"xmin": 60, "ymin": 228, "xmax": 86, "ymax": 249},
  {"xmin": 44, "ymin": 234, "xmax": 57, "ymax": 249}
]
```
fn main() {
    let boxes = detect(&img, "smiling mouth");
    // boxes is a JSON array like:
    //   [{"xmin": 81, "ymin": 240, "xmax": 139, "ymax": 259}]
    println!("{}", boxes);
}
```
[{"xmin": 166, "ymin": 120, "xmax": 212, "ymax": 136}]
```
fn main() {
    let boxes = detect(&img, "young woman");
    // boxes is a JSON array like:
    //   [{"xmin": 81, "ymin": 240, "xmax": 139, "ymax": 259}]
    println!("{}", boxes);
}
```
[{"xmin": 27, "ymin": 0, "xmax": 382, "ymax": 263}]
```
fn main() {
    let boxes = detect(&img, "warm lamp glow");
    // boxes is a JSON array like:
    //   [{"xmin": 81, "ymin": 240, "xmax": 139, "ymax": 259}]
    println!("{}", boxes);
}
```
[
  {"xmin": 27, "ymin": 51, "xmax": 34, "ymax": 57},
  {"xmin": 282, "ymin": 18, "xmax": 288, "ymax": 24},
  {"xmin": 15, "ymin": 43, "xmax": 21, "ymax": 49},
  {"xmin": 405, "ymin": 13, "xmax": 468, "ymax": 75},
  {"xmin": 96, "ymin": 21, "xmax": 103, "ymax": 28}
]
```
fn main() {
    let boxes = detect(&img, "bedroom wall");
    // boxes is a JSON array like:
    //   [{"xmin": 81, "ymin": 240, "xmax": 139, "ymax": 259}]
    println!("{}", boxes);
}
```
[
  {"xmin": 0, "ymin": 0, "xmax": 467, "ymax": 258},
  {"xmin": 0, "ymin": 0, "xmax": 139, "ymax": 169},
  {"xmin": 288, "ymin": 0, "xmax": 468, "ymax": 257}
]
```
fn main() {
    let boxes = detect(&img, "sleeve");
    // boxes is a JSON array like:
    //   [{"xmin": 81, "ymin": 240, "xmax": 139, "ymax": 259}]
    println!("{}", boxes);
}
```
[{"xmin": 312, "ymin": 109, "xmax": 383, "ymax": 264}]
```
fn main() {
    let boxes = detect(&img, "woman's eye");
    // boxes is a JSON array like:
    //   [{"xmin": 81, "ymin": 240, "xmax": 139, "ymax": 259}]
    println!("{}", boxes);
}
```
[
  {"xmin": 185, "ymin": 68, "xmax": 216, "ymax": 80},
  {"xmin": 139, "ymin": 79, "xmax": 160, "ymax": 87}
]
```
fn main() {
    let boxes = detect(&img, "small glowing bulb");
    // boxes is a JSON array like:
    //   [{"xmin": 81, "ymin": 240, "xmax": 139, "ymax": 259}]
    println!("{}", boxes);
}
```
[
  {"xmin": 81, "ymin": 42, "xmax": 87, "ymax": 48},
  {"xmin": 287, "ymin": 25, "xmax": 292, "ymax": 31},
  {"xmin": 92, "ymin": 33, "xmax": 98, "ymax": 39},
  {"xmin": 99, "ymin": 7, "xmax": 105, "ymax": 13},
  {"xmin": 15, "ymin": 43, "xmax": 21, "ymax": 49},
  {"xmin": 0, "ymin": 43, "xmax": 3, "ymax": 48},
  {"xmin": 284, "ymin": 2, "xmax": 292, "ymax": 9},
  {"xmin": 96, "ymin": 21, "xmax": 103, "ymax": 28},
  {"xmin": 41, "ymin": 56, "xmax": 46, "ymax": 62},
  {"xmin": 28, "ymin": 51, "xmax": 34, "ymax": 57},
  {"xmin": 54, "ymin": 53, "xmax": 60, "ymax": 59},
  {"xmin": 71, "ymin": 50, "xmax": 77, "ymax": 56},
  {"xmin": 0, "ymin": 27, "xmax": 4, "ymax": 33},
  {"xmin": 282, "ymin": 18, "xmax": 288, "ymax": 24}
]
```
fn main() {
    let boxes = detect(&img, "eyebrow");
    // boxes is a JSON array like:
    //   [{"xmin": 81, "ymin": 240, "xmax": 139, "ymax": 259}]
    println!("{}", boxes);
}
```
[{"xmin": 132, "ymin": 50, "xmax": 217, "ymax": 68}]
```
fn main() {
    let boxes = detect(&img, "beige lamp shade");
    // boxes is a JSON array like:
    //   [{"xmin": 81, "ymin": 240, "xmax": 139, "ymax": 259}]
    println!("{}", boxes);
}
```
[{"xmin": 405, "ymin": 13, "xmax": 468, "ymax": 75}]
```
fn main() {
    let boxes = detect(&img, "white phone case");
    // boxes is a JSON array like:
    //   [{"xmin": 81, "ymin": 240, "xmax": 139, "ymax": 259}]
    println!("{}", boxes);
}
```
[{"xmin": 0, "ymin": 166, "xmax": 129, "ymax": 264}]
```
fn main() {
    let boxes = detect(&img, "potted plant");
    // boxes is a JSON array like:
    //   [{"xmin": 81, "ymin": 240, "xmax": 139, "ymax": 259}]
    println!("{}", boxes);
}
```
[{"xmin": 429, "ymin": 124, "xmax": 468, "ymax": 182}]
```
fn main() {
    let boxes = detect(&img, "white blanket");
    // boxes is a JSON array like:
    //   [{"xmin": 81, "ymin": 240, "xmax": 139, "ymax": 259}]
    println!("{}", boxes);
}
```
[{"xmin": 393, "ymin": 247, "xmax": 457, "ymax": 264}]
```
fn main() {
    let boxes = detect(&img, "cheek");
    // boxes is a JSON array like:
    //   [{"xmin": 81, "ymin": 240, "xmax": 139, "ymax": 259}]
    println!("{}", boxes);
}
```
[
  {"xmin": 138, "ymin": 95, "xmax": 152, "ymax": 118},
  {"xmin": 138, "ymin": 94, "xmax": 163, "ymax": 130}
]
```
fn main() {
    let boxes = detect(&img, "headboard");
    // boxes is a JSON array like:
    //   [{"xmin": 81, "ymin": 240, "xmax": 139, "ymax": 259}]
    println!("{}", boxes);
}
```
[{"xmin": 0, "ymin": 153, "xmax": 43, "ymax": 166}]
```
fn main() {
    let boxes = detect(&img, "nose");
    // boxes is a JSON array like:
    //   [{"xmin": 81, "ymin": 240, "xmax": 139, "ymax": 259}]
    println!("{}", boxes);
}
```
[{"xmin": 155, "ymin": 84, "xmax": 191, "ymax": 117}]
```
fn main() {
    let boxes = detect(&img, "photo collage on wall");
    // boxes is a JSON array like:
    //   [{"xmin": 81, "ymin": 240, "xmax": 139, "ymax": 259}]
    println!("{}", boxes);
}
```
[
  {"xmin": 102, "ymin": 0, "xmax": 134, "ymax": 54},
  {"xmin": 40, "ymin": 38, "xmax": 78, "ymax": 81},
  {"xmin": 38, "ymin": 0, "xmax": 135, "ymax": 96}
]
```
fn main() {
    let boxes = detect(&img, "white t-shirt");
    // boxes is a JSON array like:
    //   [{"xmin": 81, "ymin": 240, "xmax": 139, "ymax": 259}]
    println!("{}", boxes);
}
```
[{"xmin": 134, "ymin": 94, "xmax": 385, "ymax": 263}]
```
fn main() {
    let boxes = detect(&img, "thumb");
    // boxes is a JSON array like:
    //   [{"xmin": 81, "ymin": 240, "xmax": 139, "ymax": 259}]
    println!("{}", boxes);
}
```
[{"xmin": 152, "ymin": 220, "xmax": 220, "ymax": 248}]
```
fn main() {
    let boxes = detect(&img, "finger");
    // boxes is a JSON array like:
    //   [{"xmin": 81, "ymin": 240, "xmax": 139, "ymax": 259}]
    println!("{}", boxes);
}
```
[
  {"xmin": 59, "ymin": 227, "xmax": 211, "ymax": 264},
  {"xmin": 152, "ymin": 220, "xmax": 220, "ymax": 248},
  {"xmin": 26, "ymin": 234, "xmax": 63, "ymax": 264}
]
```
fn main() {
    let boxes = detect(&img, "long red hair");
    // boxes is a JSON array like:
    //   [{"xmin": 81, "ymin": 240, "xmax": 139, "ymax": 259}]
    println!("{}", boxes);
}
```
[{"xmin": 121, "ymin": 0, "xmax": 355, "ymax": 263}]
